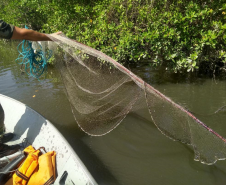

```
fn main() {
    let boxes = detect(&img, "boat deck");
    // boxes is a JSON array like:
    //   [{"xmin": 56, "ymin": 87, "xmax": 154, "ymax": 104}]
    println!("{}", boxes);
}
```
[{"xmin": 0, "ymin": 94, "xmax": 97, "ymax": 185}]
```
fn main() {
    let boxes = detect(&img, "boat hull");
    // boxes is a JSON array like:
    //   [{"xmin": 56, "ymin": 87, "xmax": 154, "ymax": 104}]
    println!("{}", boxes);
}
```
[{"xmin": 0, "ymin": 94, "xmax": 97, "ymax": 185}]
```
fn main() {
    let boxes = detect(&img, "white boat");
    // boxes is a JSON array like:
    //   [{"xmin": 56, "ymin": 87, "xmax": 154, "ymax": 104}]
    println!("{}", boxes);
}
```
[{"xmin": 0, "ymin": 94, "xmax": 97, "ymax": 185}]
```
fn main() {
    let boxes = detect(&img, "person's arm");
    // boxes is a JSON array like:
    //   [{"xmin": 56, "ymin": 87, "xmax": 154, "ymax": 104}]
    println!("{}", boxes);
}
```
[
  {"xmin": 11, "ymin": 26, "xmax": 61, "ymax": 41},
  {"xmin": 0, "ymin": 20, "xmax": 61, "ymax": 41}
]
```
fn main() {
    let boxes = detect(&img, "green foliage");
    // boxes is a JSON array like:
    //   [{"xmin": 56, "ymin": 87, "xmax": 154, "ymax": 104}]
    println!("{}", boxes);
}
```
[
  {"xmin": 47, "ymin": 55, "xmax": 55, "ymax": 65},
  {"xmin": 1, "ymin": 0, "xmax": 226, "ymax": 71}
]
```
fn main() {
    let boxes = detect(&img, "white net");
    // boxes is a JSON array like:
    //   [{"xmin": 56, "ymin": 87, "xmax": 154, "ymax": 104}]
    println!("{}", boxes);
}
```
[{"xmin": 40, "ymin": 34, "xmax": 226, "ymax": 164}]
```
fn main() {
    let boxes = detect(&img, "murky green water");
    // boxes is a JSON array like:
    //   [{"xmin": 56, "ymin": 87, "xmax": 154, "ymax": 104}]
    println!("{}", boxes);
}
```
[{"xmin": 1, "ymin": 40, "xmax": 226, "ymax": 185}]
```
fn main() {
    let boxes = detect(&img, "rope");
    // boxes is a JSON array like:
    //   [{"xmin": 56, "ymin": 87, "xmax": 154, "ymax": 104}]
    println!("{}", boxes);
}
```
[
  {"xmin": 187, "ymin": 105, "xmax": 226, "ymax": 117},
  {"xmin": 0, "ymin": 169, "xmax": 18, "ymax": 174},
  {"xmin": 15, "ymin": 26, "xmax": 52, "ymax": 79}
]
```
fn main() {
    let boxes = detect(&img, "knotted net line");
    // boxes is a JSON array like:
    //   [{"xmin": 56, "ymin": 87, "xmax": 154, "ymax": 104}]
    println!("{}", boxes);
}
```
[{"xmin": 43, "ymin": 34, "xmax": 226, "ymax": 165}]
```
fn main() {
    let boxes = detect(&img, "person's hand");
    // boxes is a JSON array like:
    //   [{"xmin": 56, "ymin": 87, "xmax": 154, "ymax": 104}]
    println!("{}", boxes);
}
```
[{"xmin": 51, "ymin": 31, "xmax": 62, "ymax": 36}]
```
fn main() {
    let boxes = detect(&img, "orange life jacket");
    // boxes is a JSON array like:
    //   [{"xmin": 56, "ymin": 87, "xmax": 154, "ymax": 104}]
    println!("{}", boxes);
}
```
[
  {"xmin": 27, "ymin": 151, "xmax": 56, "ymax": 185},
  {"xmin": 7, "ymin": 145, "xmax": 57, "ymax": 185},
  {"xmin": 13, "ymin": 145, "xmax": 39, "ymax": 185}
]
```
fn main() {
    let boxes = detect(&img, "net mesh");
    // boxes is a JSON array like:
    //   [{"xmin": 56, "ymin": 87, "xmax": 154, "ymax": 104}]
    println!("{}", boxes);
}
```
[{"xmin": 40, "ymin": 34, "xmax": 226, "ymax": 165}]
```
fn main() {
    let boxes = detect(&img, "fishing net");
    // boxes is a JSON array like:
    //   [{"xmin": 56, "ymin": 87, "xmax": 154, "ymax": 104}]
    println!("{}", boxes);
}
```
[
  {"xmin": 15, "ymin": 26, "xmax": 52, "ymax": 79},
  {"xmin": 20, "ymin": 34, "xmax": 226, "ymax": 165}
]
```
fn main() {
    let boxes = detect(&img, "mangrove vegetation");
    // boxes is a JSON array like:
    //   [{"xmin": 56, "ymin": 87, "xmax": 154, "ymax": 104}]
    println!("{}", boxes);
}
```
[{"xmin": 0, "ymin": 0, "xmax": 226, "ymax": 72}]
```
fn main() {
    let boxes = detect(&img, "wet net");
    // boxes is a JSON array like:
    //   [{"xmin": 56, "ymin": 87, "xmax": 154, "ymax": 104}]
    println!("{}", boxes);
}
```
[{"xmin": 32, "ymin": 34, "xmax": 226, "ymax": 165}]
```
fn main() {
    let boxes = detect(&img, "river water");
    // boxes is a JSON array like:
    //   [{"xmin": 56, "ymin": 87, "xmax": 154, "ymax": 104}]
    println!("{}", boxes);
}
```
[{"xmin": 1, "ymin": 40, "xmax": 226, "ymax": 185}]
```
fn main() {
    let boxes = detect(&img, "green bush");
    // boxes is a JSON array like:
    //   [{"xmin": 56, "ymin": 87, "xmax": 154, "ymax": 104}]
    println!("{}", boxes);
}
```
[{"xmin": 1, "ymin": 0, "xmax": 226, "ymax": 72}]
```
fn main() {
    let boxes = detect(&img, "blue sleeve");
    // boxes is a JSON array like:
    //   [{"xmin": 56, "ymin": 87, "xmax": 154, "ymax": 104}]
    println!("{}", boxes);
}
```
[{"xmin": 0, "ymin": 20, "xmax": 14, "ymax": 39}]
